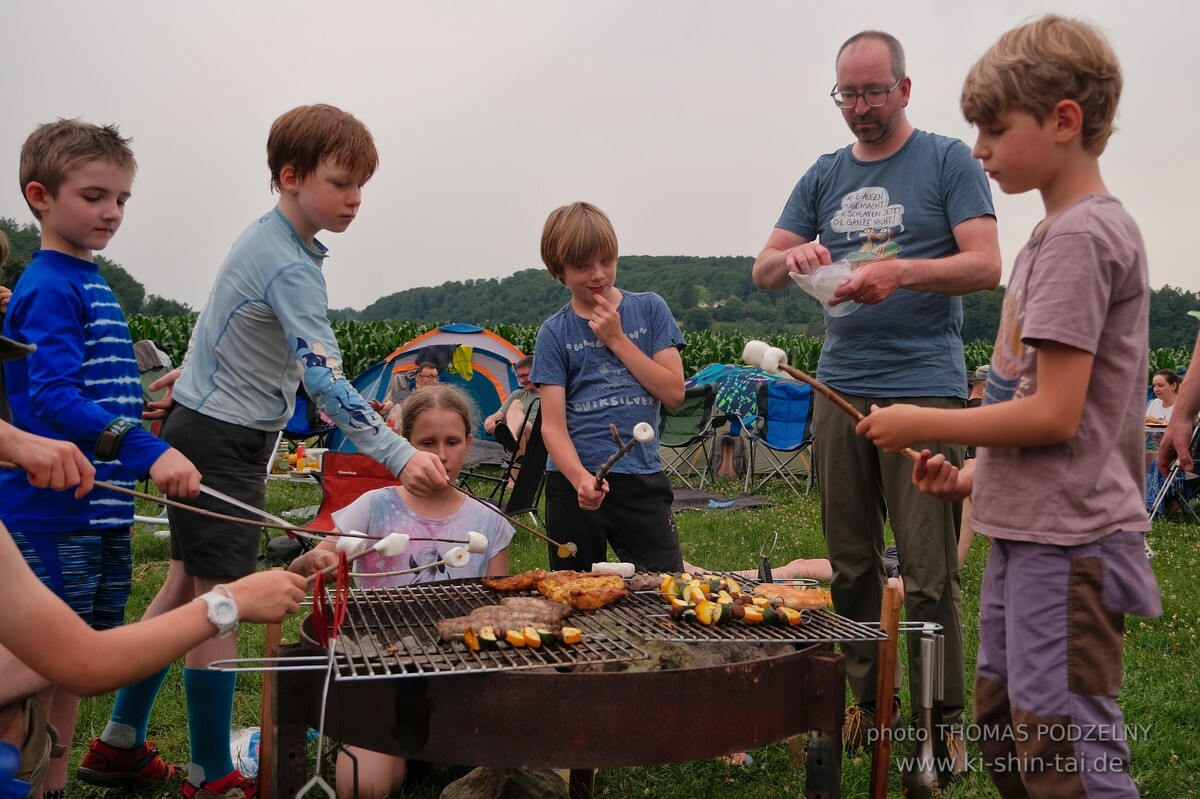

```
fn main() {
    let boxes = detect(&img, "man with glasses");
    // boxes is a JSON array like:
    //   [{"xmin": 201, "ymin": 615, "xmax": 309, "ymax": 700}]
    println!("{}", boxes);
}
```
[
  {"xmin": 751, "ymin": 30, "xmax": 1000, "ymax": 758},
  {"xmin": 485, "ymin": 355, "xmax": 539, "ymax": 454}
]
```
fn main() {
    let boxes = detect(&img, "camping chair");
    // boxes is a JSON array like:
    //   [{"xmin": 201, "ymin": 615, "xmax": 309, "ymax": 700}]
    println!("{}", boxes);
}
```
[
  {"xmin": 743, "ymin": 379, "xmax": 815, "ymax": 497},
  {"xmin": 659, "ymin": 383, "xmax": 723, "ymax": 490},
  {"xmin": 1147, "ymin": 418, "xmax": 1200, "ymax": 524},
  {"xmin": 502, "ymin": 412, "xmax": 547, "ymax": 528},
  {"xmin": 459, "ymin": 399, "xmax": 540, "ymax": 507}
]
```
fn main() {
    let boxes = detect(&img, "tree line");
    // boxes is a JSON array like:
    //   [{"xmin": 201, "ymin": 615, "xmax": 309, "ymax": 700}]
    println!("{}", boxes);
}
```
[{"xmin": 4, "ymin": 217, "xmax": 1198, "ymax": 351}]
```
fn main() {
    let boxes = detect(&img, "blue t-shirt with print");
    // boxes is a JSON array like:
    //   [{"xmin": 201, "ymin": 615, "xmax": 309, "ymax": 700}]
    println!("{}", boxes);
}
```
[
  {"xmin": 776, "ymin": 130, "xmax": 994, "ymax": 398},
  {"xmin": 532, "ymin": 290, "xmax": 685, "ymax": 474}
]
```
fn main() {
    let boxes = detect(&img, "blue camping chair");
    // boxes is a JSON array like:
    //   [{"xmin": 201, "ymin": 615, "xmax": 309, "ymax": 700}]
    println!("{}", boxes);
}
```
[{"xmin": 743, "ymin": 380, "xmax": 815, "ymax": 496}]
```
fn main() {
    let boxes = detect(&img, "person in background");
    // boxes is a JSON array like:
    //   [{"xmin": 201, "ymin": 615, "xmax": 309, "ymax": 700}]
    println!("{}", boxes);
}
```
[
  {"xmin": 0, "ymin": 119, "xmax": 202, "ymax": 799},
  {"xmin": 532, "ymin": 201, "xmax": 686, "ymax": 572},
  {"xmin": 373, "ymin": 360, "xmax": 441, "ymax": 424},
  {"xmin": 0, "ymin": 230, "xmax": 11, "ymax": 423},
  {"xmin": 1145, "ymin": 369, "xmax": 1179, "ymax": 426},
  {"xmin": 290, "ymin": 385, "xmax": 512, "ymax": 798},
  {"xmin": 483, "ymin": 355, "xmax": 540, "ymax": 485},
  {"xmin": 79, "ymin": 104, "xmax": 446, "ymax": 799},
  {"xmin": 1158, "ymin": 333, "xmax": 1200, "ymax": 477},
  {"xmin": 751, "ymin": 29, "xmax": 1000, "ymax": 751},
  {"xmin": 861, "ymin": 16, "xmax": 1160, "ymax": 797}
]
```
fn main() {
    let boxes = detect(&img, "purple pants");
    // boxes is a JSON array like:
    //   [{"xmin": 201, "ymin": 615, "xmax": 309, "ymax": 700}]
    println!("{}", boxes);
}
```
[{"xmin": 974, "ymin": 531, "xmax": 1160, "ymax": 798}]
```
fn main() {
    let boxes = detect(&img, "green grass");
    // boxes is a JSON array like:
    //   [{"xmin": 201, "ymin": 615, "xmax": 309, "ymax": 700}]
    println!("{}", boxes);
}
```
[{"xmin": 62, "ymin": 476, "xmax": 1200, "ymax": 798}]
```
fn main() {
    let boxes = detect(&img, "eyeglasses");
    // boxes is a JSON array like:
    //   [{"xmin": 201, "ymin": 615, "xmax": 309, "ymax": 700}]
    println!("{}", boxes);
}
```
[
  {"xmin": 830, "ymin": 76, "xmax": 903, "ymax": 109},
  {"xmin": 516, "ymin": 372, "xmax": 532, "ymax": 383},
  {"xmin": 415, "ymin": 371, "xmax": 439, "ymax": 382}
]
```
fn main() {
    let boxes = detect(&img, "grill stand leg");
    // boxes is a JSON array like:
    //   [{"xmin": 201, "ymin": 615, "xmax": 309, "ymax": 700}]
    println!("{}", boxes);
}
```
[
  {"xmin": 268, "ymin": 644, "xmax": 321, "ymax": 796},
  {"xmin": 568, "ymin": 769, "xmax": 595, "ymax": 799},
  {"xmin": 800, "ymin": 648, "xmax": 844, "ymax": 799}
]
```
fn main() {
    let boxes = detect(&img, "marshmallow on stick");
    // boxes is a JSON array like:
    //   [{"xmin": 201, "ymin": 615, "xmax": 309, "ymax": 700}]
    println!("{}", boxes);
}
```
[{"xmin": 742, "ymin": 340, "xmax": 919, "ymax": 462}]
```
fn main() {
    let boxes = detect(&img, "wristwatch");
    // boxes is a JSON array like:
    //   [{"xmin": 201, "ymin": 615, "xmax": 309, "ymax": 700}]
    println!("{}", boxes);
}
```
[{"xmin": 197, "ymin": 585, "xmax": 239, "ymax": 638}]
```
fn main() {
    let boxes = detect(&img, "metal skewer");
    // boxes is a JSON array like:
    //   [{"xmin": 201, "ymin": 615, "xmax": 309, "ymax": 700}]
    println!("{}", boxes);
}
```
[{"xmin": 454, "ymin": 485, "xmax": 579, "ymax": 559}]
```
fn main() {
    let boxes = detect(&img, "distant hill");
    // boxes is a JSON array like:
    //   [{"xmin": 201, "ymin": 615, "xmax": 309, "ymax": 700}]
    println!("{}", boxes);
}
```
[
  {"xmin": 4, "ymin": 216, "xmax": 1197, "ymax": 349},
  {"xmin": 358, "ymin": 254, "xmax": 1008, "ymax": 342}
]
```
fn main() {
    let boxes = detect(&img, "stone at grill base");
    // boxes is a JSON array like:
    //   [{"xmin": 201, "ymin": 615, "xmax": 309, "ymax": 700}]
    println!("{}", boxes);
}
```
[{"xmin": 441, "ymin": 766, "xmax": 567, "ymax": 799}]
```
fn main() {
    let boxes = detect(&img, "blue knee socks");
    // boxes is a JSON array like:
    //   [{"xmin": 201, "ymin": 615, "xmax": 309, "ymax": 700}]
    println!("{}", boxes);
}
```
[
  {"xmin": 100, "ymin": 666, "xmax": 170, "ymax": 748},
  {"xmin": 183, "ymin": 667, "xmax": 236, "ymax": 784}
]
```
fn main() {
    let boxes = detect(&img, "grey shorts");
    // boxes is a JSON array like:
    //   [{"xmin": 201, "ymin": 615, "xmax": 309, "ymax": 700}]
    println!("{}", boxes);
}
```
[{"xmin": 162, "ymin": 405, "xmax": 277, "ymax": 578}]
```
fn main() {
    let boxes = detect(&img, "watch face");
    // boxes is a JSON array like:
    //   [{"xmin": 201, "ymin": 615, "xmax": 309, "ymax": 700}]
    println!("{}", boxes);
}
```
[{"xmin": 213, "ymin": 598, "xmax": 238, "ymax": 626}]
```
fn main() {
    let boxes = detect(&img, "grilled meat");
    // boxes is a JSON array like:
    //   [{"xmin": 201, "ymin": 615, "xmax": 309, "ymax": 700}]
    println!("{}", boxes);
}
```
[
  {"xmin": 481, "ymin": 569, "xmax": 548, "ymax": 592},
  {"xmin": 536, "ymin": 571, "xmax": 628, "ymax": 610}
]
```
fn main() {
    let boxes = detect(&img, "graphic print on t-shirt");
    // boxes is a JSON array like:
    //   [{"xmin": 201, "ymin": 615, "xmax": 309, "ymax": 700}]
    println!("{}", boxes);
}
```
[{"xmin": 830, "ymin": 187, "xmax": 906, "ymax": 261}]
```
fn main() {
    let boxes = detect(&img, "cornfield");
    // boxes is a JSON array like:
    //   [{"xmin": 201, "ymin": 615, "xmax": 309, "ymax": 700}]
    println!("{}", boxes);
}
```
[{"xmin": 125, "ymin": 316, "xmax": 1189, "ymax": 383}]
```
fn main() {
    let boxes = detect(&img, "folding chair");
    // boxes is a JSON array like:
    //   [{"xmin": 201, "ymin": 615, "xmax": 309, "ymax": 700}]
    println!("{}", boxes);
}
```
[
  {"xmin": 1147, "ymin": 419, "xmax": 1200, "ymax": 523},
  {"xmin": 502, "ymin": 412, "xmax": 547, "ymax": 528},
  {"xmin": 743, "ymin": 380, "xmax": 815, "ymax": 496},
  {"xmin": 659, "ymin": 383, "xmax": 723, "ymax": 490},
  {"xmin": 458, "ymin": 400, "xmax": 540, "ymax": 508}
]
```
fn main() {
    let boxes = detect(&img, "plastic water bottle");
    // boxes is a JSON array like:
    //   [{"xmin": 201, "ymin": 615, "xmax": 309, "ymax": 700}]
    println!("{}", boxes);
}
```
[
  {"xmin": 230, "ymin": 726, "xmax": 319, "ymax": 778},
  {"xmin": 0, "ymin": 741, "xmax": 31, "ymax": 799}
]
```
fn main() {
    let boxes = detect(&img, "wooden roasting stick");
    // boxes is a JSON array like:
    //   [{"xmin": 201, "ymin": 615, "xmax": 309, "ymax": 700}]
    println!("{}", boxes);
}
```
[
  {"xmin": 454, "ymin": 485, "xmax": 579, "ymax": 559},
  {"xmin": 741, "ymin": 341, "xmax": 920, "ymax": 462},
  {"xmin": 870, "ymin": 583, "xmax": 904, "ymax": 799},
  {"xmin": 593, "ymin": 422, "xmax": 656, "ymax": 490}
]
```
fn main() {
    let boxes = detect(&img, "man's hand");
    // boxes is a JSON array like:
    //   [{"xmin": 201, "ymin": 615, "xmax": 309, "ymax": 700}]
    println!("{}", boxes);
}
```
[
  {"xmin": 143, "ymin": 368, "xmax": 182, "ymax": 421},
  {"xmin": 1, "ymin": 427, "xmax": 95, "ymax": 498},
  {"xmin": 912, "ymin": 450, "xmax": 973, "ymax": 502},
  {"xmin": 149, "ymin": 448, "xmax": 202, "ymax": 498},
  {"xmin": 484, "ymin": 415, "xmax": 499, "ymax": 434},
  {"xmin": 368, "ymin": 399, "xmax": 394, "ymax": 417},
  {"xmin": 1158, "ymin": 416, "xmax": 1196, "ymax": 475},
  {"xmin": 399, "ymin": 450, "xmax": 449, "ymax": 496},
  {"xmin": 587, "ymin": 295, "xmax": 624, "ymax": 348},
  {"xmin": 784, "ymin": 242, "xmax": 832, "ymax": 276},
  {"xmin": 831, "ymin": 259, "xmax": 902, "ymax": 306}
]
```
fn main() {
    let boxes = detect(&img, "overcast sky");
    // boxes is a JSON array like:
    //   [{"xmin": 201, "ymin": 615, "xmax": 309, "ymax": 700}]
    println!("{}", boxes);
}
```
[{"xmin": 1, "ymin": 1, "xmax": 1192, "ymax": 311}]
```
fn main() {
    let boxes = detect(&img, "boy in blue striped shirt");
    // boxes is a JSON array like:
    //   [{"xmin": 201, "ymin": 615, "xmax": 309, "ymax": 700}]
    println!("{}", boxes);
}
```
[{"xmin": 0, "ymin": 119, "xmax": 200, "ymax": 797}]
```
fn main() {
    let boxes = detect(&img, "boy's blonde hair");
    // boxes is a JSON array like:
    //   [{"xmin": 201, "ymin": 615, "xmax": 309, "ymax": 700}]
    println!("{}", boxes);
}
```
[
  {"xmin": 399, "ymin": 384, "xmax": 478, "ymax": 442},
  {"xmin": 961, "ymin": 15, "xmax": 1122, "ymax": 155},
  {"xmin": 540, "ymin": 202, "xmax": 618, "ymax": 285},
  {"xmin": 267, "ymin": 104, "xmax": 379, "ymax": 192},
  {"xmin": 19, "ymin": 120, "xmax": 136, "ymax": 220}
]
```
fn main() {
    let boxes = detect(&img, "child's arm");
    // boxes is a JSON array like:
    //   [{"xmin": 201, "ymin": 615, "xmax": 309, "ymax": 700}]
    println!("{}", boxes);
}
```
[
  {"xmin": 485, "ymin": 550, "xmax": 509, "ymax": 577},
  {"xmin": 0, "ymin": 421, "xmax": 94, "ymax": 498},
  {"xmin": 539, "ymin": 384, "xmax": 608, "ymax": 509},
  {"xmin": 589, "ymin": 295, "xmax": 686, "ymax": 408},
  {"xmin": 0, "ymin": 524, "xmax": 305, "ymax": 697},
  {"xmin": 857, "ymin": 341, "xmax": 1093, "ymax": 452},
  {"xmin": 1159, "ymin": 330, "xmax": 1200, "ymax": 474}
]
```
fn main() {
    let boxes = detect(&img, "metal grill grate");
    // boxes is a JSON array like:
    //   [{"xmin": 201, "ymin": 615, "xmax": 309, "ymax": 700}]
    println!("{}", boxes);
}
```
[
  {"xmin": 308, "ymin": 580, "xmax": 648, "ymax": 680},
  {"xmin": 611, "ymin": 583, "xmax": 888, "ymax": 644},
  {"xmin": 308, "ymin": 575, "xmax": 886, "ymax": 680}
]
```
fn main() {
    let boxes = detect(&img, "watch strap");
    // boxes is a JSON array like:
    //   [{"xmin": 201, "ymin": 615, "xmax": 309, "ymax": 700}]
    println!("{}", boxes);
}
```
[
  {"xmin": 198, "ymin": 584, "xmax": 239, "ymax": 638},
  {"xmin": 95, "ymin": 417, "xmax": 137, "ymax": 461}
]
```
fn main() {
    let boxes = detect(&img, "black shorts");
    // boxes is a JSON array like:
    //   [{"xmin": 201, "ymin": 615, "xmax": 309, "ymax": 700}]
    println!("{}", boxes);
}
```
[
  {"xmin": 544, "ymin": 470, "xmax": 683, "ymax": 572},
  {"xmin": 161, "ymin": 405, "xmax": 277, "ymax": 578}
]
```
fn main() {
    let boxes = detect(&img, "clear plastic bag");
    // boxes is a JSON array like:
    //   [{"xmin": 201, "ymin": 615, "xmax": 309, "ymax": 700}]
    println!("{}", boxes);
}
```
[{"xmin": 790, "ymin": 259, "xmax": 861, "ymax": 317}]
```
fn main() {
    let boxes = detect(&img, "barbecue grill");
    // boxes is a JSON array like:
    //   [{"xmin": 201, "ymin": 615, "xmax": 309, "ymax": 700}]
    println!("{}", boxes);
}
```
[{"xmin": 262, "ymin": 576, "xmax": 885, "ymax": 798}]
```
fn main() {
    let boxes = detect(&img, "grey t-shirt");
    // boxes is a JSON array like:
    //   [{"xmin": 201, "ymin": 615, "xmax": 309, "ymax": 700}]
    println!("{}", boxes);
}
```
[
  {"xmin": 973, "ymin": 195, "xmax": 1151, "ymax": 545},
  {"xmin": 776, "ymin": 130, "xmax": 994, "ymax": 398}
]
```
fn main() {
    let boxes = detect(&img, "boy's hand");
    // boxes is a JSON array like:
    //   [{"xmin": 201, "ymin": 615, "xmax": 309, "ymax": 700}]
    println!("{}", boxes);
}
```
[
  {"xmin": 587, "ymin": 295, "xmax": 624, "ymax": 348},
  {"xmin": 399, "ymin": 450, "xmax": 449, "ymax": 496},
  {"xmin": 1, "ymin": 428, "xmax": 96, "ymax": 498},
  {"xmin": 856, "ymin": 403, "xmax": 923, "ymax": 452},
  {"xmin": 912, "ymin": 450, "xmax": 973, "ymax": 502},
  {"xmin": 288, "ymin": 548, "xmax": 337, "ymax": 577},
  {"xmin": 143, "ymin": 368, "xmax": 181, "ymax": 421},
  {"xmin": 226, "ymin": 569, "xmax": 307, "ymax": 623},
  {"xmin": 149, "ymin": 448, "xmax": 202, "ymax": 498},
  {"xmin": 574, "ymin": 475, "xmax": 609, "ymax": 511}
]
